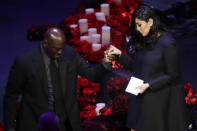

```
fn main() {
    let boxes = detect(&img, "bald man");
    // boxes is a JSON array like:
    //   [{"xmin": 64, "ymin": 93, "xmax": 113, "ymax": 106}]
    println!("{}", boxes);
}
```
[{"xmin": 4, "ymin": 27, "xmax": 111, "ymax": 131}]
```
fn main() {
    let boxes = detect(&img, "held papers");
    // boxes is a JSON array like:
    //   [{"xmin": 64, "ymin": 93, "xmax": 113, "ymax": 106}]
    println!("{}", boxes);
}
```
[{"xmin": 125, "ymin": 77, "xmax": 144, "ymax": 95}]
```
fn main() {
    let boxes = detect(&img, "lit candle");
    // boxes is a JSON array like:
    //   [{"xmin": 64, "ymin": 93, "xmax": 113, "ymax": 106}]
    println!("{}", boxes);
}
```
[
  {"xmin": 69, "ymin": 24, "xmax": 78, "ymax": 29},
  {"xmin": 92, "ymin": 43, "xmax": 101, "ymax": 52},
  {"xmin": 95, "ymin": 12, "xmax": 106, "ymax": 22},
  {"xmin": 101, "ymin": 4, "xmax": 110, "ymax": 17},
  {"xmin": 95, "ymin": 103, "xmax": 105, "ymax": 116},
  {"xmin": 85, "ymin": 8, "xmax": 94, "ymax": 15},
  {"xmin": 88, "ymin": 28, "xmax": 97, "ymax": 43},
  {"xmin": 114, "ymin": 0, "xmax": 122, "ymax": 4},
  {"xmin": 101, "ymin": 26, "xmax": 111, "ymax": 45},
  {"xmin": 92, "ymin": 34, "xmax": 101, "ymax": 44},
  {"xmin": 80, "ymin": 36, "xmax": 89, "ymax": 42},
  {"xmin": 78, "ymin": 19, "xmax": 88, "ymax": 34}
]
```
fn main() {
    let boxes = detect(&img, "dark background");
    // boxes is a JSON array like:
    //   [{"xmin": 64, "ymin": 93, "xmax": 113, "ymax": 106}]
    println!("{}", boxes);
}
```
[{"xmin": 0, "ymin": 0, "xmax": 196, "ymax": 122}]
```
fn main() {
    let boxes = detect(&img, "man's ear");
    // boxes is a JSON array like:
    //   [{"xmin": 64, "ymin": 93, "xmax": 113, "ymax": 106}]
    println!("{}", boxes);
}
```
[{"xmin": 148, "ymin": 18, "xmax": 153, "ymax": 27}]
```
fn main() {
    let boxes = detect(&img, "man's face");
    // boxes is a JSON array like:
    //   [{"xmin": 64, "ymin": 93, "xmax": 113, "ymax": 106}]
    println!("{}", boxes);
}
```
[{"xmin": 43, "ymin": 38, "xmax": 65, "ymax": 59}]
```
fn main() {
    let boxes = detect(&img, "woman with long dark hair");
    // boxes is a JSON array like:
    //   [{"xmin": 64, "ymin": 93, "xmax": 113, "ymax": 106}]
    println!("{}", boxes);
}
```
[{"xmin": 106, "ymin": 5, "xmax": 190, "ymax": 131}]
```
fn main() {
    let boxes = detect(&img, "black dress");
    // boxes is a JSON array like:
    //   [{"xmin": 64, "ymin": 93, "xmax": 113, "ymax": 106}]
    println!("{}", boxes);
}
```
[{"xmin": 118, "ymin": 34, "xmax": 190, "ymax": 131}]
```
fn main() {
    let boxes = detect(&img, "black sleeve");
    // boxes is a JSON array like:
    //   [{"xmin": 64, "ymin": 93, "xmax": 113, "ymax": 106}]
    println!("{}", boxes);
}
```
[
  {"xmin": 117, "ymin": 53, "xmax": 134, "ymax": 71},
  {"xmin": 148, "ymin": 40, "xmax": 182, "ymax": 91},
  {"xmin": 4, "ymin": 57, "xmax": 26, "ymax": 129},
  {"xmin": 74, "ymin": 50, "xmax": 111, "ymax": 82}
]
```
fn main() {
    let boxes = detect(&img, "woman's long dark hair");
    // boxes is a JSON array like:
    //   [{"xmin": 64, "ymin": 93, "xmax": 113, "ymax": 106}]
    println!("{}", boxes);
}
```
[{"xmin": 130, "ymin": 5, "xmax": 167, "ymax": 52}]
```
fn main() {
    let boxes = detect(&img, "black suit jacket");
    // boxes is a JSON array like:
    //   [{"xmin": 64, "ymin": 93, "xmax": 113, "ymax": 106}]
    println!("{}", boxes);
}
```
[
  {"xmin": 4, "ymin": 45, "xmax": 109, "ymax": 131},
  {"xmin": 118, "ymin": 34, "xmax": 190, "ymax": 131}
]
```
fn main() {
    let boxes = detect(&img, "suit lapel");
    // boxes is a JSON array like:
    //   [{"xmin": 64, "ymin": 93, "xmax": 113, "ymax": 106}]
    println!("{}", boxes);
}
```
[{"xmin": 31, "ymin": 46, "xmax": 48, "ymax": 94}]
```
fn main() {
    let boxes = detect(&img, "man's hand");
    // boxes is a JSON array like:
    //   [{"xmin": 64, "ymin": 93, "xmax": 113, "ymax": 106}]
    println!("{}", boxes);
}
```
[
  {"xmin": 104, "ymin": 45, "xmax": 122, "ymax": 63},
  {"xmin": 107, "ymin": 45, "xmax": 122, "ymax": 57},
  {"xmin": 104, "ymin": 50, "xmax": 115, "ymax": 63}
]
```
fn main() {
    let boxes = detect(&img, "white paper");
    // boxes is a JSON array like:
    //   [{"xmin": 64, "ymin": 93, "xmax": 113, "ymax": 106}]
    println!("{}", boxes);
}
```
[{"xmin": 125, "ymin": 76, "xmax": 144, "ymax": 95}]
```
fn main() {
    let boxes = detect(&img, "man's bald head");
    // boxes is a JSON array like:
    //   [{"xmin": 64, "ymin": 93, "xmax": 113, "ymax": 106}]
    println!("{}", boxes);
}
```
[
  {"xmin": 43, "ymin": 28, "xmax": 66, "ymax": 59},
  {"xmin": 44, "ymin": 28, "xmax": 66, "ymax": 44}
]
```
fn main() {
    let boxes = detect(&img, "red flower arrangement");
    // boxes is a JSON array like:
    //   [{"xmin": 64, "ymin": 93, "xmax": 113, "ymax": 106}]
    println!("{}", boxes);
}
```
[
  {"xmin": 77, "ymin": 77, "xmax": 100, "ymax": 107},
  {"xmin": 107, "ymin": 76, "xmax": 130, "ymax": 97},
  {"xmin": 184, "ymin": 82, "xmax": 197, "ymax": 106},
  {"xmin": 63, "ymin": 0, "xmax": 143, "ymax": 62},
  {"xmin": 80, "ymin": 105, "xmax": 97, "ymax": 120},
  {"xmin": 78, "ymin": 75, "xmax": 130, "ymax": 120}
]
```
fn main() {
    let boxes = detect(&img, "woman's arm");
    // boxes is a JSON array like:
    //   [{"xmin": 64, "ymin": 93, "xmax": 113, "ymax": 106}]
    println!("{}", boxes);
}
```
[
  {"xmin": 107, "ymin": 45, "xmax": 134, "ymax": 70},
  {"xmin": 148, "ymin": 39, "xmax": 182, "ymax": 91}
]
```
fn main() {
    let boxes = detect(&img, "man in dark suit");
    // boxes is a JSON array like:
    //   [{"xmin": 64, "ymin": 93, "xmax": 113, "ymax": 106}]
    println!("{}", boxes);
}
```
[{"xmin": 4, "ymin": 27, "xmax": 111, "ymax": 131}]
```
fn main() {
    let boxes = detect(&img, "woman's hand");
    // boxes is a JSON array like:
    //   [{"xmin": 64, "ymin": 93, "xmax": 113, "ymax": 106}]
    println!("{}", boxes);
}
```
[{"xmin": 136, "ymin": 83, "xmax": 150, "ymax": 94}]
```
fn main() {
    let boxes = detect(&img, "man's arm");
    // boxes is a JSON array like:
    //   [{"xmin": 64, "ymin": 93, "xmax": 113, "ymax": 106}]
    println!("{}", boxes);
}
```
[
  {"xmin": 74, "ymin": 50, "xmax": 112, "ymax": 82},
  {"xmin": 4, "ymin": 57, "xmax": 25, "ymax": 130}
]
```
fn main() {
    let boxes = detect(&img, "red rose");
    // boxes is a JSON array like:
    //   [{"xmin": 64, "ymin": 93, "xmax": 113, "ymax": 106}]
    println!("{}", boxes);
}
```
[
  {"xmin": 83, "ymin": 88, "xmax": 94, "ymax": 96},
  {"xmin": 78, "ymin": 96, "xmax": 86, "ymax": 107},
  {"xmin": 188, "ymin": 88, "xmax": 195, "ymax": 98},
  {"xmin": 64, "ymin": 15, "xmax": 78, "ymax": 26},
  {"xmin": 93, "ymin": 86, "xmax": 100, "ymax": 93},
  {"xmin": 86, "ymin": 13, "xmax": 97, "ymax": 23},
  {"xmin": 84, "ymin": 105, "xmax": 96, "ymax": 110},
  {"xmin": 185, "ymin": 96, "xmax": 191, "ymax": 104},
  {"xmin": 80, "ymin": 78, "xmax": 90, "ymax": 88},
  {"xmin": 80, "ymin": 105, "xmax": 97, "ymax": 120},
  {"xmin": 191, "ymin": 98, "xmax": 197, "ymax": 106},
  {"xmin": 80, "ymin": 109, "xmax": 97, "ymax": 120},
  {"xmin": 70, "ymin": 26, "xmax": 80, "ymax": 37},
  {"xmin": 184, "ymin": 82, "xmax": 192, "ymax": 93},
  {"xmin": 100, "ymin": 106, "xmax": 113, "ymax": 116},
  {"xmin": 114, "ymin": 86, "xmax": 121, "ymax": 91}
]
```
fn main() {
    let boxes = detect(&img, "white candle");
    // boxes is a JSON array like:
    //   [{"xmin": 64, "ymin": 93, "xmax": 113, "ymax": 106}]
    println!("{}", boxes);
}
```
[
  {"xmin": 88, "ymin": 28, "xmax": 97, "ymax": 37},
  {"xmin": 92, "ymin": 34, "xmax": 101, "ymax": 44},
  {"xmin": 92, "ymin": 43, "xmax": 101, "ymax": 52},
  {"xmin": 88, "ymin": 28, "xmax": 97, "ymax": 43},
  {"xmin": 78, "ymin": 19, "xmax": 88, "ymax": 34},
  {"xmin": 114, "ymin": 0, "xmax": 122, "ymax": 4},
  {"xmin": 95, "ymin": 103, "xmax": 105, "ymax": 116},
  {"xmin": 101, "ymin": 26, "xmax": 111, "ymax": 45},
  {"xmin": 85, "ymin": 8, "xmax": 94, "ymax": 15},
  {"xmin": 69, "ymin": 24, "xmax": 78, "ymax": 29},
  {"xmin": 95, "ymin": 12, "xmax": 106, "ymax": 22},
  {"xmin": 101, "ymin": 4, "xmax": 110, "ymax": 17},
  {"xmin": 80, "ymin": 36, "xmax": 89, "ymax": 42}
]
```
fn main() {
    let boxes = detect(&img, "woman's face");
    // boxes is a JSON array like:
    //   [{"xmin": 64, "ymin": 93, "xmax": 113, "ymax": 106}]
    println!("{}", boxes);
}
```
[{"xmin": 135, "ymin": 18, "xmax": 153, "ymax": 37}]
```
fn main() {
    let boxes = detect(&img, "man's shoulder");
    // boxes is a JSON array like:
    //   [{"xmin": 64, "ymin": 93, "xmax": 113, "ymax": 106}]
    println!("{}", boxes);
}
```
[{"xmin": 62, "ymin": 45, "xmax": 78, "ymax": 57}]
